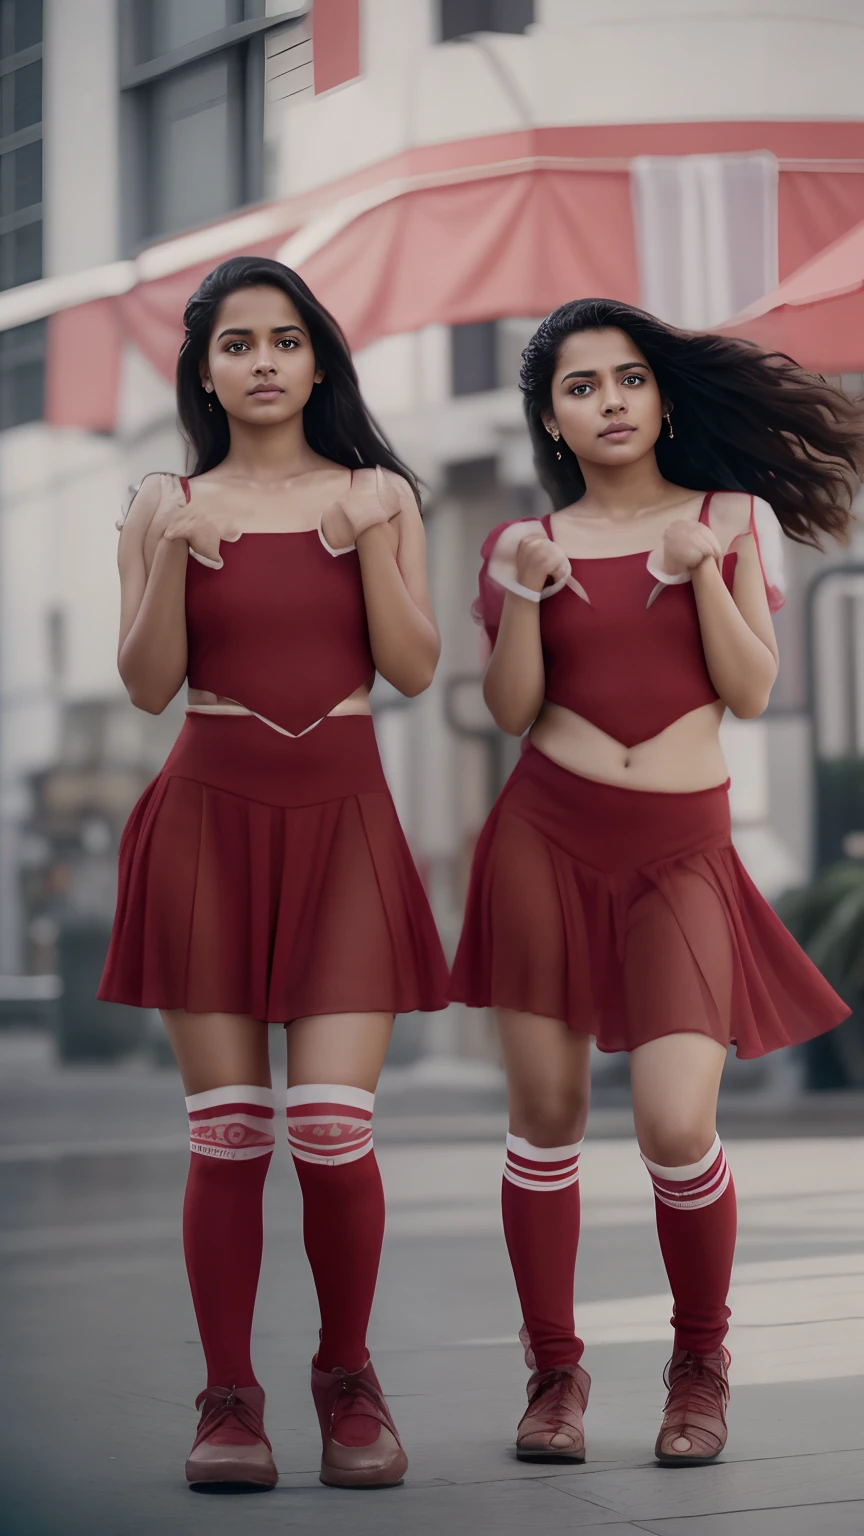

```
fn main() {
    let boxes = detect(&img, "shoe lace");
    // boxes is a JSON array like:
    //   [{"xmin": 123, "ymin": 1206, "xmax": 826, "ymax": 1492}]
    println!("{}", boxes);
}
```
[
  {"xmin": 663, "ymin": 1349, "xmax": 730, "ymax": 1422},
  {"xmin": 193, "ymin": 1386, "xmax": 270, "ymax": 1451},
  {"xmin": 527, "ymin": 1368, "xmax": 586, "ymax": 1420},
  {"xmin": 330, "ymin": 1370, "xmax": 392, "ymax": 1436}
]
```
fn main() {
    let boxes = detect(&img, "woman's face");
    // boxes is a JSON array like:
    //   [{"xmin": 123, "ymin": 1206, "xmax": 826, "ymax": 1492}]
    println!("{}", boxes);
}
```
[
  {"xmin": 201, "ymin": 284, "xmax": 324, "ymax": 425},
  {"xmin": 544, "ymin": 327, "xmax": 664, "ymax": 469}
]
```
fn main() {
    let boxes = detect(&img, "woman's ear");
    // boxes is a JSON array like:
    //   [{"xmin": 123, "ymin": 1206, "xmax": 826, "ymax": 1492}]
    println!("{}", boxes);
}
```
[
  {"xmin": 541, "ymin": 410, "xmax": 558, "ymax": 435},
  {"xmin": 314, "ymin": 363, "xmax": 326, "ymax": 384},
  {"xmin": 199, "ymin": 362, "xmax": 212, "ymax": 392}
]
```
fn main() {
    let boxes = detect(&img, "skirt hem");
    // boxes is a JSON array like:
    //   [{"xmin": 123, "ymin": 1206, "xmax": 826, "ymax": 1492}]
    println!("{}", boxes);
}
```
[{"xmin": 447, "ymin": 992, "xmax": 851, "ymax": 1060}]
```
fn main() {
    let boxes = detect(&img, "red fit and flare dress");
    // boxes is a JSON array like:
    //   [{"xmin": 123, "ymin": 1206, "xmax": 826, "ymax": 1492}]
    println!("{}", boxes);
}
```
[
  {"xmin": 449, "ymin": 494, "xmax": 850, "ymax": 1058},
  {"xmin": 99, "ymin": 476, "xmax": 449, "ymax": 1022}
]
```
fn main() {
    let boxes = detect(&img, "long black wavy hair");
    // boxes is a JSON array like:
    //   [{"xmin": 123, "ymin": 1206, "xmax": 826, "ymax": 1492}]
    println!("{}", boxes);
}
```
[
  {"xmin": 520, "ymin": 297, "xmax": 864, "ymax": 545},
  {"xmin": 177, "ymin": 256, "xmax": 420, "ymax": 503}
]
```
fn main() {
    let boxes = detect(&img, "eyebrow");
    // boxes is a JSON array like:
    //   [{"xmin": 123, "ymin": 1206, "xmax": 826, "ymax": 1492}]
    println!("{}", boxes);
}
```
[
  {"xmin": 216, "ymin": 324, "xmax": 307, "ymax": 341},
  {"xmin": 560, "ymin": 361, "xmax": 649, "ymax": 382}
]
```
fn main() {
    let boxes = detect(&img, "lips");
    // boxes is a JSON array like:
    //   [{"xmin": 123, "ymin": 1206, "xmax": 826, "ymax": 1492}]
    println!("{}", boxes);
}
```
[
  {"xmin": 249, "ymin": 386, "xmax": 283, "ymax": 398},
  {"xmin": 599, "ymin": 424, "xmax": 635, "ymax": 439}
]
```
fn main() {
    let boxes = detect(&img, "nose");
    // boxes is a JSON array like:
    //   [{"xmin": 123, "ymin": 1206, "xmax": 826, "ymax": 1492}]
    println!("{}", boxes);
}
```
[
  {"xmin": 600, "ymin": 387, "xmax": 627, "ymax": 415},
  {"xmin": 252, "ymin": 346, "xmax": 276, "ymax": 375}
]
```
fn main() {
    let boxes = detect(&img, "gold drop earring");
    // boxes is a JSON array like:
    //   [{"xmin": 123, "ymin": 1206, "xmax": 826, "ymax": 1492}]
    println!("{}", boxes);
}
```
[
  {"xmin": 664, "ymin": 411, "xmax": 674, "ymax": 439},
  {"xmin": 549, "ymin": 426, "xmax": 562, "ymax": 461}
]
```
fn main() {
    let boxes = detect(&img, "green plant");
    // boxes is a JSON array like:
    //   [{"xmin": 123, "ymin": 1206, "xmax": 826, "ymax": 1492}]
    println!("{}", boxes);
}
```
[{"xmin": 777, "ymin": 861, "xmax": 864, "ymax": 1088}]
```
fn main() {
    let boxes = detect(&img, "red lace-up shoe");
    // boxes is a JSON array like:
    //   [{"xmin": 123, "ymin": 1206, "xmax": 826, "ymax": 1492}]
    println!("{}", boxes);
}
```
[
  {"xmin": 185, "ymin": 1384, "xmax": 278, "ymax": 1489},
  {"xmin": 310, "ymin": 1356, "xmax": 408, "ymax": 1488},
  {"xmin": 655, "ymin": 1346, "xmax": 731, "ymax": 1466},
  {"xmin": 516, "ymin": 1362, "xmax": 591, "ymax": 1462}
]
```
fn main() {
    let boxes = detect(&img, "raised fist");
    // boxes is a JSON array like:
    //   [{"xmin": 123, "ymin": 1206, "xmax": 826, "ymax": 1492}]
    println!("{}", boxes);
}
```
[
  {"xmin": 661, "ymin": 518, "xmax": 723, "ymax": 578},
  {"xmin": 515, "ymin": 532, "xmax": 572, "ymax": 594},
  {"xmin": 154, "ymin": 475, "xmax": 240, "ymax": 569}
]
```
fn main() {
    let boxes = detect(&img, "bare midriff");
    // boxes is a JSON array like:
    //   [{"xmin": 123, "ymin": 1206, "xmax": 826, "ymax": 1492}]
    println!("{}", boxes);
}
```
[
  {"xmin": 528, "ymin": 698, "xmax": 728, "ymax": 793},
  {"xmin": 186, "ymin": 680, "xmax": 373, "ymax": 727}
]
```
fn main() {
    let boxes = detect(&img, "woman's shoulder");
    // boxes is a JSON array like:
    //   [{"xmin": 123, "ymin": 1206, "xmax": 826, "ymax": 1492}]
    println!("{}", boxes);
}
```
[
  {"xmin": 116, "ymin": 472, "xmax": 187, "ymax": 533},
  {"xmin": 480, "ymin": 515, "xmax": 547, "ymax": 562},
  {"xmin": 703, "ymin": 489, "xmax": 779, "ymax": 539},
  {"xmin": 705, "ymin": 491, "xmax": 785, "ymax": 611}
]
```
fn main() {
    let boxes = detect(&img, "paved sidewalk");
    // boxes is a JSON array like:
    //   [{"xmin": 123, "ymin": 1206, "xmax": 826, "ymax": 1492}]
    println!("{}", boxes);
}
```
[{"xmin": 1, "ymin": 1048, "xmax": 863, "ymax": 1535}]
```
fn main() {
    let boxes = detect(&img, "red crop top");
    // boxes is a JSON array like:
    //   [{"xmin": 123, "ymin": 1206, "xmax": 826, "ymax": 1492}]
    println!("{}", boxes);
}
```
[
  {"xmin": 474, "ymin": 492, "xmax": 785, "ymax": 750},
  {"xmin": 182, "ymin": 477, "xmax": 374, "ymax": 736}
]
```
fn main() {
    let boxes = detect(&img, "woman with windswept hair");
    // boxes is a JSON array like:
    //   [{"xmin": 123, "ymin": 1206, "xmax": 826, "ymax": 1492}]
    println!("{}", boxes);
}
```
[
  {"xmin": 99, "ymin": 257, "xmax": 448, "ymax": 1491},
  {"xmin": 450, "ymin": 298, "xmax": 863, "ymax": 1467}
]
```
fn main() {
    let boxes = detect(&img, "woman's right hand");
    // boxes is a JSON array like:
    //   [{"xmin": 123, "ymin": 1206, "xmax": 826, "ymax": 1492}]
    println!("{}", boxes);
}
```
[
  {"xmin": 153, "ymin": 475, "xmax": 239, "ymax": 569},
  {"xmin": 515, "ymin": 532, "xmax": 572, "ymax": 594}
]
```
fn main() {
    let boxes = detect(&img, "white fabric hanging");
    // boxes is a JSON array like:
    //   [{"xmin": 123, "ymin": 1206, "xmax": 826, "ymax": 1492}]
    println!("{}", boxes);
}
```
[{"xmin": 631, "ymin": 152, "xmax": 779, "ymax": 329}]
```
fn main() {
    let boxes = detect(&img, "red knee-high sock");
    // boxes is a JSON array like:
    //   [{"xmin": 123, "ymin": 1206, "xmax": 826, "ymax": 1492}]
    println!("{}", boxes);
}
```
[
  {"xmin": 501, "ymin": 1134, "xmax": 584, "ymax": 1373},
  {"xmin": 287, "ymin": 1084, "xmax": 384, "ymax": 1375},
  {"xmin": 642, "ymin": 1135, "xmax": 737, "ymax": 1355},
  {"xmin": 183, "ymin": 1085, "xmax": 275, "ymax": 1389}
]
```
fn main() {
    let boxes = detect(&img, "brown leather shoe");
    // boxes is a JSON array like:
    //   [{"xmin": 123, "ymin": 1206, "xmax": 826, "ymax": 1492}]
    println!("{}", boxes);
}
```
[
  {"xmin": 516, "ymin": 1362, "xmax": 591, "ymax": 1462},
  {"xmin": 185, "ymin": 1384, "xmax": 278, "ymax": 1489},
  {"xmin": 311, "ymin": 1357, "xmax": 408, "ymax": 1488},
  {"xmin": 655, "ymin": 1346, "xmax": 730, "ymax": 1467}
]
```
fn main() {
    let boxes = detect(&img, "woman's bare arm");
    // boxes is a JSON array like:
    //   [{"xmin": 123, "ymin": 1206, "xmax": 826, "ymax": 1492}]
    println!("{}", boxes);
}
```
[
  {"xmin": 483, "ymin": 595, "xmax": 546, "ymax": 734},
  {"xmin": 117, "ymin": 475, "xmax": 189, "ymax": 714},
  {"xmin": 692, "ymin": 536, "xmax": 779, "ymax": 718},
  {"xmin": 353, "ymin": 477, "xmax": 441, "ymax": 697},
  {"xmin": 482, "ymin": 533, "xmax": 570, "ymax": 734}
]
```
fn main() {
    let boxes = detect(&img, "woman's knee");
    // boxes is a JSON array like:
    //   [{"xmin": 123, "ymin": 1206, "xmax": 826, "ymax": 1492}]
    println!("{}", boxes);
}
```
[
  {"xmin": 637, "ymin": 1115, "xmax": 716, "ymax": 1169},
  {"xmin": 508, "ymin": 1090, "xmax": 589, "ymax": 1149}
]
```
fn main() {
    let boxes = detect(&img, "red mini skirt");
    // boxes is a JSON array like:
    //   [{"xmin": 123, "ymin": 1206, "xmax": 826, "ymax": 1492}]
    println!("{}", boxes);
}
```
[
  {"xmin": 450, "ymin": 744, "xmax": 849, "ymax": 1058},
  {"xmin": 99, "ymin": 713, "xmax": 449, "ymax": 1021}
]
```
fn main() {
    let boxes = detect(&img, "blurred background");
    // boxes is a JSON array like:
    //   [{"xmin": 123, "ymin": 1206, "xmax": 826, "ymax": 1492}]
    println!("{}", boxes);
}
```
[
  {"xmin": 1, "ymin": 0, "xmax": 864, "ymax": 1101},
  {"xmin": 3, "ymin": 8, "xmax": 864, "ymax": 1534}
]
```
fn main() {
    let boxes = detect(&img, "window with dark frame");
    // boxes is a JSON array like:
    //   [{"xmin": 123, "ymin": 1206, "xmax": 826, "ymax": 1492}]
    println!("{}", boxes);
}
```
[
  {"xmin": 119, "ymin": 0, "xmax": 277, "ymax": 249},
  {"xmin": 451, "ymin": 321, "xmax": 499, "ymax": 397},
  {"xmin": 438, "ymin": 0, "xmax": 534, "ymax": 43},
  {"xmin": 0, "ymin": 0, "xmax": 44, "ymax": 430}
]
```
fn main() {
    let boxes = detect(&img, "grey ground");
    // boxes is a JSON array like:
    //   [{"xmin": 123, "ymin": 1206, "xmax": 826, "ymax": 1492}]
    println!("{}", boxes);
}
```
[{"xmin": 2, "ymin": 1030, "xmax": 863, "ymax": 1536}]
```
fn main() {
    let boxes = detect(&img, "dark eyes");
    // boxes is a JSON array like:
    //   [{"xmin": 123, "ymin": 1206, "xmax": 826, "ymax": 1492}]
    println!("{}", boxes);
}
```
[
  {"xmin": 224, "ymin": 337, "xmax": 299, "ymax": 354},
  {"xmin": 569, "ymin": 373, "xmax": 646, "ymax": 396}
]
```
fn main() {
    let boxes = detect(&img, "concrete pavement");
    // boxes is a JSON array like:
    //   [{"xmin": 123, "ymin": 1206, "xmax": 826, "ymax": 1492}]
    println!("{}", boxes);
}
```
[{"xmin": 1, "ymin": 1042, "xmax": 863, "ymax": 1536}]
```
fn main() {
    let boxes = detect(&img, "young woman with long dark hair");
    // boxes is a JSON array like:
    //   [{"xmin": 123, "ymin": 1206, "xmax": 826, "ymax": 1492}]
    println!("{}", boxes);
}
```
[
  {"xmin": 450, "ymin": 298, "xmax": 863, "ymax": 1466},
  {"xmin": 99, "ymin": 256, "xmax": 449, "ymax": 1491}
]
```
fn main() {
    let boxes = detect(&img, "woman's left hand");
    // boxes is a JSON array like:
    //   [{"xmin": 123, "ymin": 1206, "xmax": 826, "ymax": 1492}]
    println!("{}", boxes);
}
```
[
  {"xmin": 341, "ymin": 466, "xmax": 405, "ymax": 538},
  {"xmin": 662, "ymin": 518, "xmax": 723, "ymax": 577}
]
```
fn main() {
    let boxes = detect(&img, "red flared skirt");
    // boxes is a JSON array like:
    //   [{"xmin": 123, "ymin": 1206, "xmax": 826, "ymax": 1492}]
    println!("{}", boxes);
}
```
[
  {"xmin": 99, "ymin": 713, "xmax": 449, "ymax": 1020},
  {"xmin": 450, "ymin": 744, "xmax": 849, "ymax": 1058}
]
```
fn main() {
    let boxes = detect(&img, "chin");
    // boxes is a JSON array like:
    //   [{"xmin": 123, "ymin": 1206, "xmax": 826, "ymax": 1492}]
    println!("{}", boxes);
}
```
[
  {"xmin": 237, "ymin": 400, "xmax": 293, "ymax": 423},
  {"xmin": 588, "ymin": 441, "xmax": 642, "ymax": 463}
]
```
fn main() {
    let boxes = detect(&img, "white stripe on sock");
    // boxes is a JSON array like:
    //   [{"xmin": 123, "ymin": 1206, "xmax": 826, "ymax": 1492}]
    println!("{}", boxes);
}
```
[
  {"xmin": 506, "ymin": 1132, "xmax": 585, "ymax": 1163},
  {"xmin": 653, "ymin": 1157, "xmax": 731, "ymax": 1211},
  {"xmin": 640, "ymin": 1133, "xmax": 722, "ymax": 1183},
  {"xmin": 190, "ymin": 1139, "xmax": 274, "ymax": 1162},
  {"xmin": 285, "ymin": 1083, "xmax": 375, "ymax": 1113},
  {"xmin": 289, "ymin": 1141, "xmax": 373, "ymax": 1167},
  {"xmin": 503, "ymin": 1134, "xmax": 583, "ymax": 1192},
  {"xmin": 504, "ymin": 1165, "xmax": 581, "ymax": 1192},
  {"xmin": 185, "ymin": 1084, "xmax": 275, "ymax": 1112}
]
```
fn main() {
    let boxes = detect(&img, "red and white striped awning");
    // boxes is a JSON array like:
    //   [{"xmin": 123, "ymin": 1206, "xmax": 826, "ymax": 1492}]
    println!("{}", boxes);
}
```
[{"xmin": 1, "ymin": 120, "xmax": 860, "ymax": 432}]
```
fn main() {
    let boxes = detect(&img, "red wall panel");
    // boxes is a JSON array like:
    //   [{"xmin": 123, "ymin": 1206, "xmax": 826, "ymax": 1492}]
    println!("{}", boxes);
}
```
[{"xmin": 313, "ymin": 0, "xmax": 361, "ymax": 94}]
